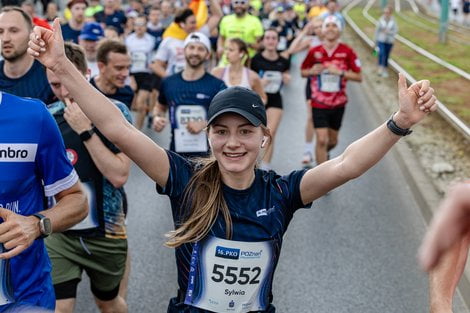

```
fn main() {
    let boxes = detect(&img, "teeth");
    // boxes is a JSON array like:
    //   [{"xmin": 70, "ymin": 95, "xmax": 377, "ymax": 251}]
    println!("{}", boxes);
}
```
[{"xmin": 225, "ymin": 153, "xmax": 244, "ymax": 157}]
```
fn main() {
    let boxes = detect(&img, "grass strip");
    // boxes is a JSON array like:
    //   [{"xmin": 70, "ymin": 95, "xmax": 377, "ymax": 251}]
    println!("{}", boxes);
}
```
[{"xmin": 347, "ymin": 7, "xmax": 470, "ymax": 123}]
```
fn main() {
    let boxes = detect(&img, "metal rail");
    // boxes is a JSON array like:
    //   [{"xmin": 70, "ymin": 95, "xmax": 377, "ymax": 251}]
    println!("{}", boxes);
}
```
[
  {"xmin": 363, "ymin": 0, "xmax": 470, "ymax": 81},
  {"xmin": 395, "ymin": 0, "xmax": 470, "ymax": 45},
  {"xmin": 343, "ymin": 0, "xmax": 470, "ymax": 140},
  {"xmin": 410, "ymin": 0, "xmax": 470, "ymax": 34}
]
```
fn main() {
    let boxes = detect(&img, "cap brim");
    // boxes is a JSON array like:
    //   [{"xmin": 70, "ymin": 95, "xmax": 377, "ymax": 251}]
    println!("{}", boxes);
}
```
[
  {"xmin": 79, "ymin": 35, "xmax": 100, "ymax": 41},
  {"xmin": 207, "ymin": 108, "xmax": 262, "ymax": 126}
]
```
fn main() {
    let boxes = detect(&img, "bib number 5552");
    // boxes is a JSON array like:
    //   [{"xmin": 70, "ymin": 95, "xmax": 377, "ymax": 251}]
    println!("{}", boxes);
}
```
[{"xmin": 211, "ymin": 264, "xmax": 261, "ymax": 285}]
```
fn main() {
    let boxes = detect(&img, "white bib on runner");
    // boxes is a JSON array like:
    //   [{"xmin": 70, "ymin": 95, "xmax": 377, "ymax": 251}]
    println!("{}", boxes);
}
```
[
  {"xmin": 174, "ymin": 105, "xmax": 208, "ymax": 153},
  {"xmin": 185, "ymin": 236, "xmax": 275, "ymax": 313},
  {"xmin": 131, "ymin": 51, "xmax": 148, "ymax": 73},
  {"xmin": 0, "ymin": 245, "xmax": 15, "ymax": 305},
  {"xmin": 263, "ymin": 71, "xmax": 283, "ymax": 94},
  {"xmin": 319, "ymin": 72, "xmax": 341, "ymax": 93}
]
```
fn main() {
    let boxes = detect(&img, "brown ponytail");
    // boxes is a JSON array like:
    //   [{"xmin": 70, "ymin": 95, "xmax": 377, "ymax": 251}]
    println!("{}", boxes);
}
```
[{"xmin": 165, "ymin": 157, "xmax": 233, "ymax": 248}]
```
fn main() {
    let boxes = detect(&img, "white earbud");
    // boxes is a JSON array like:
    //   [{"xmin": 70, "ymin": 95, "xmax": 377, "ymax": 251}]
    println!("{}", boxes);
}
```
[{"xmin": 261, "ymin": 136, "xmax": 268, "ymax": 148}]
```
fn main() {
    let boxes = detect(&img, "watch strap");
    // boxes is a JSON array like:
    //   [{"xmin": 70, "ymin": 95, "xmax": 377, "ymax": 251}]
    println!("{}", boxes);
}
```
[
  {"xmin": 79, "ymin": 127, "xmax": 95, "ymax": 142},
  {"xmin": 387, "ymin": 113, "xmax": 413, "ymax": 136},
  {"xmin": 32, "ymin": 213, "xmax": 50, "ymax": 238}
]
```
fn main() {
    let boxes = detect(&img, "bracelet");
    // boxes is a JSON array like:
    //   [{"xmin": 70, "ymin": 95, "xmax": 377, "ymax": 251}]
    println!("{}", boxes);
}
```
[{"xmin": 387, "ymin": 113, "xmax": 413, "ymax": 136}]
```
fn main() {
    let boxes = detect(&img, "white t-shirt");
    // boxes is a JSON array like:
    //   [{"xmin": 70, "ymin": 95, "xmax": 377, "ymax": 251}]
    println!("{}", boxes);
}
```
[
  {"xmin": 125, "ymin": 32, "xmax": 156, "ymax": 74},
  {"xmin": 87, "ymin": 60, "xmax": 99, "ymax": 78},
  {"xmin": 153, "ymin": 25, "xmax": 210, "ymax": 76}
]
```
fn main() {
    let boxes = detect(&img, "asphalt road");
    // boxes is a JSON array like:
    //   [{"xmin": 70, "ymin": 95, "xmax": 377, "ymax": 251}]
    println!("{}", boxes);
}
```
[{"xmin": 73, "ymin": 54, "xmax": 467, "ymax": 312}]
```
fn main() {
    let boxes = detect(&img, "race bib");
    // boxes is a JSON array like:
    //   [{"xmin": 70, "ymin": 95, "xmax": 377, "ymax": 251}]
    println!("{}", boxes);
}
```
[
  {"xmin": 263, "ymin": 71, "xmax": 283, "ymax": 94},
  {"xmin": 174, "ymin": 105, "xmax": 208, "ymax": 153},
  {"xmin": 0, "ymin": 245, "xmax": 15, "ymax": 306},
  {"xmin": 319, "ymin": 72, "xmax": 341, "ymax": 93},
  {"xmin": 185, "ymin": 236, "xmax": 275, "ymax": 313},
  {"xmin": 69, "ymin": 181, "xmax": 99, "ymax": 230},
  {"xmin": 131, "ymin": 51, "xmax": 148, "ymax": 72}
]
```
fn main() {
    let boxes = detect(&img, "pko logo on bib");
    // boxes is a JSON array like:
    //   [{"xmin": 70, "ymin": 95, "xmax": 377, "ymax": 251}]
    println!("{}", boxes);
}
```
[
  {"xmin": 215, "ymin": 246, "xmax": 240, "ymax": 260},
  {"xmin": 0, "ymin": 144, "xmax": 37, "ymax": 162}
]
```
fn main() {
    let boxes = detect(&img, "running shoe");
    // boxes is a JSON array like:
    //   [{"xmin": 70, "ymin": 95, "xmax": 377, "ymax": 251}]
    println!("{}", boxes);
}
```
[{"xmin": 302, "ymin": 152, "xmax": 313, "ymax": 168}]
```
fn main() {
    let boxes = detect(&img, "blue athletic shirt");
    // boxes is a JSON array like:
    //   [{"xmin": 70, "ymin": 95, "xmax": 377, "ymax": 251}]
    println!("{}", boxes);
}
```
[
  {"xmin": 0, "ymin": 92, "xmax": 78, "ymax": 311},
  {"xmin": 0, "ymin": 60, "xmax": 55, "ymax": 105},
  {"xmin": 61, "ymin": 23, "xmax": 81, "ymax": 44},
  {"xmin": 157, "ymin": 151, "xmax": 310, "ymax": 312},
  {"xmin": 93, "ymin": 10, "xmax": 127, "ymax": 34},
  {"xmin": 90, "ymin": 77, "xmax": 134, "ymax": 109},
  {"xmin": 158, "ymin": 72, "xmax": 226, "ymax": 157}
]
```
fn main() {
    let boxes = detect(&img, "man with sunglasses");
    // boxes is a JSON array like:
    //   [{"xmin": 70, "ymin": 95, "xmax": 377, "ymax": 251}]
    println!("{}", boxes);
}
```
[
  {"xmin": 125, "ymin": 14, "xmax": 156, "ymax": 130},
  {"xmin": 217, "ymin": 0, "xmax": 264, "ymax": 60}
]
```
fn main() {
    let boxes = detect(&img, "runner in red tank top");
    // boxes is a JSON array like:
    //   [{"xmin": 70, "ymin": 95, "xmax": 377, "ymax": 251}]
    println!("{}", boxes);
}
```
[{"xmin": 301, "ymin": 15, "xmax": 362, "ymax": 164}]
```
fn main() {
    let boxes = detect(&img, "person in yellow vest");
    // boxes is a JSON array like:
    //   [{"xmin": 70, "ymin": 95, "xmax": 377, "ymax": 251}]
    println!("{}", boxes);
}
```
[
  {"xmin": 217, "ymin": 0, "xmax": 264, "ymax": 64},
  {"xmin": 308, "ymin": 0, "xmax": 327, "ymax": 19}
]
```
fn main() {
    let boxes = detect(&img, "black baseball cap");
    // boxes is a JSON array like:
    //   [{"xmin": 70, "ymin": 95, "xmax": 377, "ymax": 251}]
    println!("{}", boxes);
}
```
[{"xmin": 207, "ymin": 87, "xmax": 267, "ymax": 127}]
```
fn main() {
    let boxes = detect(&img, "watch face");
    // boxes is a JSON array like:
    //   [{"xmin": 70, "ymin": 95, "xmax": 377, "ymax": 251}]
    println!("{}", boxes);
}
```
[{"xmin": 41, "ymin": 218, "xmax": 52, "ymax": 235}]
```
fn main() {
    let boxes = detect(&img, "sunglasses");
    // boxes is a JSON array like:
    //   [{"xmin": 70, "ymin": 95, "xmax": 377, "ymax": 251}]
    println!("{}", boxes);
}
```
[{"xmin": 232, "ymin": 0, "xmax": 247, "ymax": 5}]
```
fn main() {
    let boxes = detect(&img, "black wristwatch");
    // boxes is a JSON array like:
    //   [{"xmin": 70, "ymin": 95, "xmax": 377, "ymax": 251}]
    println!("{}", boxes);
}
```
[
  {"xmin": 79, "ymin": 127, "xmax": 95, "ymax": 142},
  {"xmin": 32, "ymin": 213, "xmax": 52, "ymax": 238},
  {"xmin": 387, "ymin": 113, "xmax": 413, "ymax": 136}
]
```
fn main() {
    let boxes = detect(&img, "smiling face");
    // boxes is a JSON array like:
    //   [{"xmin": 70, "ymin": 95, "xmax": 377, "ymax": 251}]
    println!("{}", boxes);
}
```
[
  {"xmin": 208, "ymin": 113, "xmax": 265, "ymax": 177},
  {"xmin": 184, "ymin": 42, "xmax": 209, "ymax": 68},
  {"xmin": 322, "ymin": 21, "xmax": 341, "ymax": 41},
  {"xmin": 98, "ymin": 51, "xmax": 131, "ymax": 88}
]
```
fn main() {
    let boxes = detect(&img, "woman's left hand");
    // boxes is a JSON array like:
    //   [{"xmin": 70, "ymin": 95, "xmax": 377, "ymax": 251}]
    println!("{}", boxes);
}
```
[{"xmin": 394, "ymin": 73, "xmax": 437, "ymax": 129}]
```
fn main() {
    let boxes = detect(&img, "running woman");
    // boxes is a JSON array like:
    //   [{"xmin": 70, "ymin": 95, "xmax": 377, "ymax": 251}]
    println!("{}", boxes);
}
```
[
  {"xmin": 29, "ymin": 19, "xmax": 437, "ymax": 313},
  {"xmin": 212, "ymin": 38, "xmax": 267, "ymax": 104},
  {"xmin": 250, "ymin": 29, "xmax": 290, "ymax": 170},
  {"xmin": 301, "ymin": 15, "xmax": 362, "ymax": 165}
]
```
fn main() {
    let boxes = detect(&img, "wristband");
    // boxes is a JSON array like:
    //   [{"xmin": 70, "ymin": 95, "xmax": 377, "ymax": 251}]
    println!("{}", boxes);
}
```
[
  {"xmin": 387, "ymin": 113, "xmax": 413, "ymax": 136},
  {"xmin": 79, "ymin": 127, "xmax": 95, "ymax": 142}
]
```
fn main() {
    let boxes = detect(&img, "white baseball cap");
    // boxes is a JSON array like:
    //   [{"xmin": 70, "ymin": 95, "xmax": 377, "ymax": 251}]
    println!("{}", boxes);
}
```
[
  {"xmin": 322, "ymin": 15, "xmax": 343, "ymax": 31},
  {"xmin": 184, "ymin": 32, "xmax": 212, "ymax": 52}
]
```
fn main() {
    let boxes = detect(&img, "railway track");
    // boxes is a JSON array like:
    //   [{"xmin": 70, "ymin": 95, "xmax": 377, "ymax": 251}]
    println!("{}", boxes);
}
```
[{"xmin": 343, "ymin": 0, "xmax": 470, "ymax": 140}]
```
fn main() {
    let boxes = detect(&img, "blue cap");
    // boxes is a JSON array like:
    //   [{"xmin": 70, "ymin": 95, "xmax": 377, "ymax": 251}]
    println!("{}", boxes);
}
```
[{"xmin": 79, "ymin": 22, "xmax": 104, "ymax": 41}]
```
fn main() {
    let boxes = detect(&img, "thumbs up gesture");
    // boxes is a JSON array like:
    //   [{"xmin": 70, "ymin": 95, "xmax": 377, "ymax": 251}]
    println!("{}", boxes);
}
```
[
  {"xmin": 0, "ymin": 208, "xmax": 41, "ymax": 259},
  {"xmin": 393, "ymin": 73, "xmax": 438, "ymax": 129},
  {"xmin": 27, "ymin": 18, "xmax": 66, "ymax": 71}
]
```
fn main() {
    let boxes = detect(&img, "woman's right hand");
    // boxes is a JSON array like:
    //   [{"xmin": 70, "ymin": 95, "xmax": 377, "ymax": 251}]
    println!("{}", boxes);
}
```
[{"xmin": 28, "ymin": 18, "xmax": 66, "ymax": 71}]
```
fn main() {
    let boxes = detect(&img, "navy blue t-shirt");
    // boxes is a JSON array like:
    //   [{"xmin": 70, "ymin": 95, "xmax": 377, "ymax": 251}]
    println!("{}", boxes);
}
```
[
  {"xmin": 61, "ymin": 23, "xmax": 82, "ymax": 44},
  {"xmin": 90, "ymin": 77, "xmax": 134, "ymax": 109},
  {"xmin": 0, "ymin": 60, "xmax": 55, "ymax": 104},
  {"xmin": 157, "ymin": 151, "xmax": 309, "ymax": 312},
  {"xmin": 147, "ymin": 29, "xmax": 164, "ymax": 50},
  {"xmin": 158, "ymin": 72, "xmax": 226, "ymax": 157},
  {"xmin": 94, "ymin": 10, "xmax": 127, "ymax": 34}
]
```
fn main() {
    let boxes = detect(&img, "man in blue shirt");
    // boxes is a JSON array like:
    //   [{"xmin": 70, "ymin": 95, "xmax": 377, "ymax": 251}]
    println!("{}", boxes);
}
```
[
  {"xmin": 0, "ymin": 91, "xmax": 87, "ymax": 311},
  {"xmin": 62, "ymin": 0, "xmax": 88, "ymax": 43},
  {"xmin": 93, "ymin": 0, "xmax": 127, "ymax": 35},
  {"xmin": 90, "ymin": 39, "xmax": 134, "ymax": 108},
  {"xmin": 0, "ymin": 7, "xmax": 54, "ymax": 104},
  {"xmin": 153, "ymin": 32, "xmax": 226, "ymax": 158}
]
